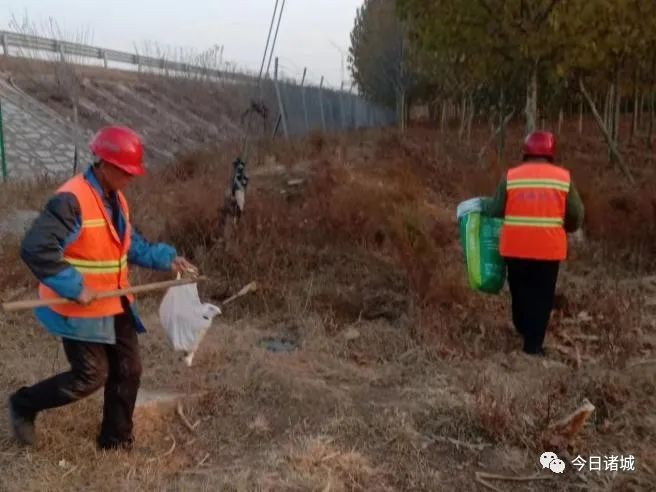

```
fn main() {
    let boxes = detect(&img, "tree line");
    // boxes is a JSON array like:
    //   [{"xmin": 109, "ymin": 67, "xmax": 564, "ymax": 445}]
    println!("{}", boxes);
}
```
[{"xmin": 349, "ymin": 0, "xmax": 656, "ymax": 176}]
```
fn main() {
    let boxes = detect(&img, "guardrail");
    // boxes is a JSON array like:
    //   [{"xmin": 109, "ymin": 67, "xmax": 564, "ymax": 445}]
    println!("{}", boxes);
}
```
[
  {"xmin": 0, "ymin": 29, "xmax": 397, "ymax": 172},
  {"xmin": 0, "ymin": 30, "xmax": 254, "ymax": 84}
]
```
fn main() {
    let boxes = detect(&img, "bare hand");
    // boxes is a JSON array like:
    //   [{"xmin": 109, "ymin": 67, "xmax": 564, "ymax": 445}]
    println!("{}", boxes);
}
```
[
  {"xmin": 171, "ymin": 256, "xmax": 199, "ymax": 276},
  {"xmin": 77, "ymin": 286, "xmax": 97, "ymax": 306}
]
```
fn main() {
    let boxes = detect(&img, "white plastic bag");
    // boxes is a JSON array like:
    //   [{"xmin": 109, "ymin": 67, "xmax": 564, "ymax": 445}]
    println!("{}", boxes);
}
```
[
  {"xmin": 158, "ymin": 276, "xmax": 221, "ymax": 366},
  {"xmin": 456, "ymin": 196, "xmax": 483, "ymax": 219}
]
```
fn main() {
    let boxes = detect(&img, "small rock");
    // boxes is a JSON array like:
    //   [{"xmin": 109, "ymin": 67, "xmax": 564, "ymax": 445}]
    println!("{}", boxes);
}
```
[
  {"xmin": 257, "ymin": 336, "xmax": 299, "ymax": 353},
  {"xmin": 343, "ymin": 328, "xmax": 361, "ymax": 341},
  {"xmin": 135, "ymin": 389, "xmax": 185, "ymax": 408}
]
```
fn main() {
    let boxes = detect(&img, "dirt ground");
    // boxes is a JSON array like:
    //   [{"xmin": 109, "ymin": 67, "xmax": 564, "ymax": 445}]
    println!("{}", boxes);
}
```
[{"xmin": 0, "ymin": 123, "xmax": 655, "ymax": 491}]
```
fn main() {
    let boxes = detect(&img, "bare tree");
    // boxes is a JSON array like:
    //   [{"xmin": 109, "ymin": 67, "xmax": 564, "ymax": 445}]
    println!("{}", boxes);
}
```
[{"xmin": 349, "ymin": 0, "xmax": 414, "ymax": 130}]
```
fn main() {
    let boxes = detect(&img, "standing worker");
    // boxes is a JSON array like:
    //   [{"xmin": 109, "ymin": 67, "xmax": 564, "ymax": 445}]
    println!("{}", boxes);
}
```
[
  {"xmin": 483, "ymin": 131, "xmax": 584, "ymax": 356},
  {"xmin": 8, "ymin": 126, "xmax": 197, "ymax": 450}
]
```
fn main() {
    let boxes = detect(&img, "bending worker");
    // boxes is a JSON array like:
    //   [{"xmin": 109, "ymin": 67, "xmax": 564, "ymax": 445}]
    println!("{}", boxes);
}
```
[
  {"xmin": 8, "ymin": 126, "xmax": 196, "ymax": 450},
  {"xmin": 484, "ymin": 131, "xmax": 584, "ymax": 356}
]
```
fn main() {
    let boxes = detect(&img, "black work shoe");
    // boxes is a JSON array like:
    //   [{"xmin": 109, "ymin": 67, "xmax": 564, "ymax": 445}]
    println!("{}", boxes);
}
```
[
  {"xmin": 523, "ymin": 346, "xmax": 546, "ymax": 357},
  {"xmin": 97, "ymin": 435, "xmax": 134, "ymax": 452},
  {"xmin": 7, "ymin": 396, "xmax": 36, "ymax": 446}
]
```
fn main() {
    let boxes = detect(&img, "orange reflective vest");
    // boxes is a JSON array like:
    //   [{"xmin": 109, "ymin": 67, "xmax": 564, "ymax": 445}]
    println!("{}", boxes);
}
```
[
  {"xmin": 499, "ymin": 163, "xmax": 570, "ymax": 261},
  {"xmin": 38, "ymin": 174, "xmax": 133, "ymax": 318}
]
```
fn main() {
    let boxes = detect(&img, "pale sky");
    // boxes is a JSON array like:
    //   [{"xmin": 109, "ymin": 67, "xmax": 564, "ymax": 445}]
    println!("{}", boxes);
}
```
[{"xmin": 0, "ymin": 0, "xmax": 362, "ymax": 87}]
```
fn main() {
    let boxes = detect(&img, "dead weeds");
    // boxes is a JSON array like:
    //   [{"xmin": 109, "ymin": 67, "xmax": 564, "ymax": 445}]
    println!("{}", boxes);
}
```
[{"xmin": 0, "ymin": 125, "xmax": 654, "ymax": 490}]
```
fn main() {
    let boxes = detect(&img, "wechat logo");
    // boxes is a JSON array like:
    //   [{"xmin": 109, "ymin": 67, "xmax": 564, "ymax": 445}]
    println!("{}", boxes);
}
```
[{"xmin": 540, "ymin": 451, "xmax": 566, "ymax": 474}]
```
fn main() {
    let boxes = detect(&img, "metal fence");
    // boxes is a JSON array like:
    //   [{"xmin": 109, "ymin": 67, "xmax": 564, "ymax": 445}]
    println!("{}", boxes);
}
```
[
  {"xmin": 0, "ymin": 30, "xmax": 396, "ymax": 181},
  {"xmin": 259, "ymin": 59, "xmax": 394, "ymax": 138},
  {"xmin": 0, "ymin": 29, "xmax": 396, "ymax": 136}
]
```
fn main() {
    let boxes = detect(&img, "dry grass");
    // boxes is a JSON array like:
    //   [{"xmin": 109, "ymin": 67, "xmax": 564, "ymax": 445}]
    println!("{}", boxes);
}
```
[{"xmin": 0, "ymin": 124, "xmax": 654, "ymax": 491}]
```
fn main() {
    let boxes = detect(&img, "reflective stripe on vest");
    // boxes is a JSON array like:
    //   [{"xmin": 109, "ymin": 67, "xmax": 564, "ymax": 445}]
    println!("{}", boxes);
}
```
[
  {"xmin": 499, "ymin": 163, "xmax": 570, "ymax": 261},
  {"xmin": 38, "ymin": 174, "xmax": 133, "ymax": 318},
  {"xmin": 504, "ymin": 216, "xmax": 564, "ymax": 227},
  {"xmin": 63, "ymin": 254, "xmax": 129, "ymax": 273},
  {"xmin": 506, "ymin": 179, "xmax": 570, "ymax": 192},
  {"xmin": 82, "ymin": 218, "xmax": 109, "ymax": 228}
]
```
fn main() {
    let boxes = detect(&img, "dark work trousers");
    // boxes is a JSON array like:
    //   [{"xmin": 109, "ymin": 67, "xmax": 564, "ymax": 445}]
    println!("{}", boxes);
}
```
[
  {"xmin": 11, "ymin": 299, "xmax": 142, "ymax": 447},
  {"xmin": 505, "ymin": 258, "xmax": 560, "ymax": 354}
]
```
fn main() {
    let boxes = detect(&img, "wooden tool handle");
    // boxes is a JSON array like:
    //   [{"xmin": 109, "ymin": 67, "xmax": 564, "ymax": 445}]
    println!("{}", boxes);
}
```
[
  {"xmin": 221, "ymin": 281, "xmax": 257, "ymax": 306},
  {"xmin": 2, "ymin": 276, "xmax": 207, "ymax": 313}
]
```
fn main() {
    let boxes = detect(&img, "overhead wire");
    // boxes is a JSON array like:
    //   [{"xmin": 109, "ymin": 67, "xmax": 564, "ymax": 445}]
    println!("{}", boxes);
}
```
[
  {"xmin": 240, "ymin": 0, "xmax": 286, "ymax": 158},
  {"xmin": 265, "ymin": 0, "xmax": 287, "ymax": 80},
  {"xmin": 257, "ymin": 0, "xmax": 279, "ymax": 87}
]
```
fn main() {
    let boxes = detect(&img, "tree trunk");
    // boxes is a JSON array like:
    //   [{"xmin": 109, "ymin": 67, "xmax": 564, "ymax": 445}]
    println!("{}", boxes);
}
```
[
  {"xmin": 579, "ymin": 78, "xmax": 634, "ymax": 184},
  {"xmin": 402, "ymin": 93, "xmax": 406, "ymax": 132},
  {"xmin": 557, "ymin": 108, "xmax": 564, "ymax": 135},
  {"xmin": 630, "ymin": 68, "xmax": 639, "ymax": 145},
  {"xmin": 604, "ymin": 85, "xmax": 611, "ymax": 128},
  {"xmin": 395, "ymin": 90, "xmax": 402, "ymax": 131},
  {"xmin": 467, "ymin": 93, "xmax": 474, "ymax": 144},
  {"xmin": 605, "ymin": 84, "xmax": 616, "ymax": 134},
  {"xmin": 498, "ymin": 88, "xmax": 506, "ymax": 161},
  {"xmin": 649, "ymin": 91, "xmax": 655, "ymax": 151},
  {"xmin": 606, "ymin": 83, "xmax": 616, "ymax": 161},
  {"xmin": 441, "ymin": 101, "xmax": 447, "ymax": 133},
  {"xmin": 613, "ymin": 71, "xmax": 621, "ymax": 147},
  {"xmin": 479, "ymin": 108, "xmax": 514, "ymax": 166},
  {"xmin": 578, "ymin": 100, "xmax": 584, "ymax": 135},
  {"xmin": 458, "ymin": 94, "xmax": 467, "ymax": 140},
  {"xmin": 525, "ymin": 65, "xmax": 538, "ymax": 134},
  {"xmin": 631, "ymin": 89, "xmax": 639, "ymax": 144},
  {"xmin": 396, "ymin": 92, "xmax": 400, "ymax": 131},
  {"xmin": 398, "ymin": 89, "xmax": 407, "ymax": 132}
]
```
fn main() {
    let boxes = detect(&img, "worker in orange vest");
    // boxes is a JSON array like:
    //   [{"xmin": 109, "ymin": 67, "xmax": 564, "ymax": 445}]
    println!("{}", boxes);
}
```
[
  {"xmin": 484, "ymin": 131, "xmax": 584, "ymax": 355},
  {"xmin": 8, "ymin": 126, "xmax": 196, "ymax": 450}
]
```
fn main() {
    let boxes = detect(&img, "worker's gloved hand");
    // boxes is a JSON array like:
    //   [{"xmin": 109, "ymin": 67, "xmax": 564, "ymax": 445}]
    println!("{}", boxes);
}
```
[
  {"xmin": 77, "ymin": 286, "xmax": 98, "ymax": 306},
  {"xmin": 171, "ymin": 256, "xmax": 199, "ymax": 276}
]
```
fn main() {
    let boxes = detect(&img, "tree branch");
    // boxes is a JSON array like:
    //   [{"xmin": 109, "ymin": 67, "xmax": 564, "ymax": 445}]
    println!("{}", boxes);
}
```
[{"xmin": 579, "ymin": 77, "xmax": 635, "ymax": 184}]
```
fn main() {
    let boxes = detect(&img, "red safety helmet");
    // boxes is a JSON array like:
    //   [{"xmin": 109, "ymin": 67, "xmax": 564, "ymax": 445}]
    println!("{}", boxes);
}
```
[
  {"xmin": 523, "ymin": 131, "xmax": 556, "ymax": 160},
  {"xmin": 89, "ymin": 126, "xmax": 146, "ymax": 176}
]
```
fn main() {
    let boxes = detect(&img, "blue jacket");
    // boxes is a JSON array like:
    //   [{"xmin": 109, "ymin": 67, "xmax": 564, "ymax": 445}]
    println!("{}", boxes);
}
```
[{"xmin": 21, "ymin": 166, "xmax": 177, "ymax": 344}]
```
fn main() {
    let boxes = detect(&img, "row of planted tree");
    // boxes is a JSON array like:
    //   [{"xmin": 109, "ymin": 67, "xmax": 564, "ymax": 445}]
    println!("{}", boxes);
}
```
[{"xmin": 349, "ymin": 0, "xmax": 656, "ymax": 180}]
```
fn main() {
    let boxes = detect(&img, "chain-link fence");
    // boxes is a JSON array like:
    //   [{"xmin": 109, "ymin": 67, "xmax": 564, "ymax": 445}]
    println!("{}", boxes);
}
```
[
  {"xmin": 0, "ymin": 31, "xmax": 396, "ymax": 181},
  {"xmin": 271, "ymin": 76, "xmax": 395, "ymax": 136},
  {"xmin": 239, "ymin": 75, "xmax": 395, "ymax": 140}
]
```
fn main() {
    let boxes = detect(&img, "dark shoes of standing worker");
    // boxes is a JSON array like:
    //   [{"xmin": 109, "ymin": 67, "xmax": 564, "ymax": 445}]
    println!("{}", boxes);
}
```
[
  {"xmin": 523, "ymin": 345, "xmax": 547, "ymax": 357},
  {"xmin": 97, "ymin": 435, "xmax": 134, "ymax": 452},
  {"xmin": 7, "ymin": 394, "xmax": 36, "ymax": 446}
]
